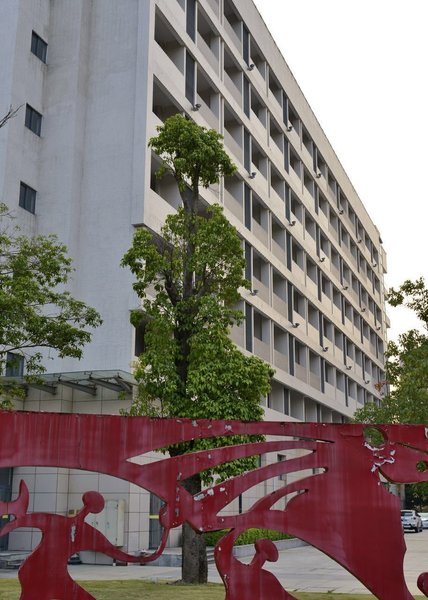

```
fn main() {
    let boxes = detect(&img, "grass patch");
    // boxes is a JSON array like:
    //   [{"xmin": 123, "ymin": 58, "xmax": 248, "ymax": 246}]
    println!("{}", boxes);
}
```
[{"xmin": 0, "ymin": 580, "xmax": 425, "ymax": 600}]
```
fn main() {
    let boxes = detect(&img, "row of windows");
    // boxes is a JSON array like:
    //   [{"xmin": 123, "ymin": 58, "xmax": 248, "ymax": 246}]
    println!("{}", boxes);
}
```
[
  {"xmin": 153, "ymin": 36, "xmax": 381, "ymax": 296},
  {"xmin": 247, "ymin": 249, "xmax": 383, "ymax": 344},
  {"xmin": 243, "ymin": 301, "xmax": 383, "ymax": 375},
  {"xmin": 268, "ymin": 385, "xmax": 349, "ymax": 422},
  {"xmin": 239, "ymin": 182, "xmax": 382, "ymax": 306},
  {"xmin": 149, "ymin": 149, "xmax": 383, "ymax": 356},
  {"xmin": 18, "ymin": 31, "xmax": 46, "ymax": 214},
  {"xmin": 177, "ymin": 0, "xmax": 382, "ymax": 267},
  {"xmin": 149, "ymin": 109, "xmax": 381, "ymax": 325}
]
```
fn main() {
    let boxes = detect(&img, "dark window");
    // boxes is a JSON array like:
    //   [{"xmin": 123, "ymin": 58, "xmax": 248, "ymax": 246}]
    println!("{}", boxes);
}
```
[
  {"xmin": 5, "ymin": 352, "xmax": 24, "ymax": 377},
  {"xmin": 245, "ymin": 302, "xmax": 253, "ymax": 353},
  {"xmin": 284, "ymin": 137, "xmax": 290, "ymax": 172},
  {"xmin": 25, "ymin": 104, "xmax": 42, "ymax": 136},
  {"xmin": 244, "ymin": 184, "xmax": 251, "ymax": 229},
  {"xmin": 288, "ymin": 335, "xmax": 295, "ymax": 376},
  {"xmin": 282, "ymin": 91, "xmax": 289, "ymax": 127},
  {"xmin": 19, "ymin": 182, "xmax": 36, "ymax": 214},
  {"xmin": 245, "ymin": 242, "xmax": 252, "ymax": 282},
  {"xmin": 277, "ymin": 454, "xmax": 287, "ymax": 481},
  {"xmin": 243, "ymin": 128, "xmax": 251, "ymax": 172},
  {"xmin": 243, "ymin": 77, "xmax": 250, "ymax": 118},
  {"xmin": 134, "ymin": 322, "xmax": 147, "ymax": 356},
  {"xmin": 31, "ymin": 31, "xmax": 47, "ymax": 63},
  {"xmin": 186, "ymin": 0, "xmax": 196, "ymax": 41},
  {"xmin": 185, "ymin": 51, "xmax": 195, "ymax": 104},
  {"xmin": 242, "ymin": 25, "xmax": 250, "ymax": 64}
]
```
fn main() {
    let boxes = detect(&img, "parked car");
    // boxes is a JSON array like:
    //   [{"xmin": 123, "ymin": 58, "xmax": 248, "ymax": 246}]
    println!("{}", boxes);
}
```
[
  {"xmin": 418, "ymin": 512, "xmax": 428, "ymax": 529},
  {"xmin": 401, "ymin": 510, "xmax": 423, "ymax": 532}
]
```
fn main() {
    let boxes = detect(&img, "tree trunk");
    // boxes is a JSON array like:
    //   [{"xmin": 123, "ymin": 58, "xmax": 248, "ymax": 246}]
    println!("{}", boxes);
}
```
[{"xmin": 181, "ymin": 473, "xmax": 208, "ymax": 583}]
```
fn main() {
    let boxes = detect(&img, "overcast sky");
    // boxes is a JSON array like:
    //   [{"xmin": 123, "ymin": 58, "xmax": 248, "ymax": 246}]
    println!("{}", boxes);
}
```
[{"xmin": 252, "ymin": 0, "xmax": 428, "ymax": 341}]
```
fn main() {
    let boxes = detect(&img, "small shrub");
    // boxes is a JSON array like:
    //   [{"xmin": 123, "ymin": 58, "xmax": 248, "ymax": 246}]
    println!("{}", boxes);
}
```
[{"xmin": 204, "ymin": 528, "xmax": 291, "ymax": 547}]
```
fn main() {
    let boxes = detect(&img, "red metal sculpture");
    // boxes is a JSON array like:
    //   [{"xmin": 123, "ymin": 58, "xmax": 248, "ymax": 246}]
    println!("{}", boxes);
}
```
[
  {"xmin": 0, "ymin": 411, "xmax": 427, "ymax": 599},
  {"xmin": 0, "ymin": 482, "xmax": 145, "ymax": 599}
]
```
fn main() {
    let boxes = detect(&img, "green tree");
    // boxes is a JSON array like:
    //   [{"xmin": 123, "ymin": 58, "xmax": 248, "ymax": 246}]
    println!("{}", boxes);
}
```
[
  {"xmin": 0, "ymin": 204, "xmax": 102, "ymax": 406},
  {"xmin": 122, "ymin": 115, "xmax": 273, "ymax": 583},
  {"xmin": 354, "ymin": 278, "xmax": 428, "ymax": 424},
  {"xmin": 354, "ymin": 278, "xmax": 428, "ymax": 505}
]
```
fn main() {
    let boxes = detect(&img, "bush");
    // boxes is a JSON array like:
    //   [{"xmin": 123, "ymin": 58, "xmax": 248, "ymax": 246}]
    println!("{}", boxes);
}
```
[{"xmin": 204, "ymin": 528, "xmax": 291, "ymax": 547}]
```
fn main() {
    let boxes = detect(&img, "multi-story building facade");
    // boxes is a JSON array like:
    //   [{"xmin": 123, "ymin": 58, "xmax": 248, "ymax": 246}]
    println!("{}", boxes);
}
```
[{"xmin": 0, "ymin": 0, "xmax": 387, "ymax": 558}]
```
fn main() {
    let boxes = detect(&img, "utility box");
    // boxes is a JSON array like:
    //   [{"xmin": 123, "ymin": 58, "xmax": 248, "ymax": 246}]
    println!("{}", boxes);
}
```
[{"xmin": 84, "ymin": 499, "xmax": 125, "ymax": 546}]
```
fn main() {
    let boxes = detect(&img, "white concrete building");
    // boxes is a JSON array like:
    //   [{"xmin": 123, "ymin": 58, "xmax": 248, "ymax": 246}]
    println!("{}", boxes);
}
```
[{"xmin": 0, "ymin": 0, "xmax": 388, "ymax": 558}]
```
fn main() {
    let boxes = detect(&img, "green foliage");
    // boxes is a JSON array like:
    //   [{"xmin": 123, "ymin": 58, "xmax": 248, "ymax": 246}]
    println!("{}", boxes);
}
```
[
  {"xmin": 0, "ymin": 204, "xmax": 102, "ymax": 407},
  {"xmin": 354, "ymin": 278, "xmax": 428, "ymax": 504},
  {"xmin": 406, "ymin": 481, "xmax": 428, "ymax": 511},
  {"xmin": 122, "ymin": 115, "xmax": 273, "ymax": 484},
  {"xmin": 148, "ymin": 114, "xmax": 236, "ymax": 193},
  {"xmin": 354, "ymin": 277, "xmax": 428, "ymax": 426},
  {"xmin": 204, "ymin": 528, "xmax": 292, "ymax": 547}
]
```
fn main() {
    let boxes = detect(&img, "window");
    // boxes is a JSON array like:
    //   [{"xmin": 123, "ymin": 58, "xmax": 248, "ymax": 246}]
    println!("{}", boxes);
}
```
[
  {"xmin": 25, "ymin": 105, "xmax": 42, "ymax": 136},
  {"xmin": 31, "ymin": 31, "xmax": 47, "ymax": 63},
  {"xmin": 19, "ymin": 182, "xmax": 36, "ymax": 214},
  {"xmin": 186, "ymin": 0, "xmax": 196, "ymax": 41},
  {"xmin": 245, "ymin": 302, "xmax": 253, "ymax": 352},
  {"xmin": 277, "ymin": 454, "xmax": 287, "ymax": 481},
  {"xmin": 5, "ymin": 352, "xmax": 24, "ymax": 377},
  {"xmin": 185, "ymin": 51, "xmax": 195, "ymax": 104},
  {"xmin": 134, "ymin": 321, "xmax": 148, "ymax": 356}
]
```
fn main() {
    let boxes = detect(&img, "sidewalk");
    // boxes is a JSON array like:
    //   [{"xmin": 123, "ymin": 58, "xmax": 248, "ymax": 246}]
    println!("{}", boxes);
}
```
[{"xmin": 1, "ymin": 531, "xmax": 426, "ymax": 595}]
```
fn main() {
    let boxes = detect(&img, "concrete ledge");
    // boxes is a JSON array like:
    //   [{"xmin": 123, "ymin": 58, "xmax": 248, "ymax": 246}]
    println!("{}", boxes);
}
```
[
  {"xmin": 231, "ymin": 537, "xmax": 307, "ymax": 558},
  {"xmin": 148, "ymin": 537, "xmax": 306, "ymax": 566}
]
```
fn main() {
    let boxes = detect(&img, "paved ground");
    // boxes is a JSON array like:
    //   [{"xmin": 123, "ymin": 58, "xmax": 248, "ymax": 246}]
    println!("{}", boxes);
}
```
[{"xmin": 1, "ymin": 530, "xmax": 427, "ymax": 595}]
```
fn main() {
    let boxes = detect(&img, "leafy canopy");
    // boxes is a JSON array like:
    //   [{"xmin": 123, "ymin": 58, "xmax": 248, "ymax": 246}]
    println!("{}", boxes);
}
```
[
  {"xmin": 354, "ymin": 277, "xmax": 428, "ymax": 424},
  {"xmin": 122, "ymin": 115, "xmax": 273, "ymax": 482},
  {"xmin": 148, "ymin": 113, "xmax": 236, "ymax": 193},
  {"xmin": 124, "ymin": 113, "xmax": 273, "ymax": 585}
]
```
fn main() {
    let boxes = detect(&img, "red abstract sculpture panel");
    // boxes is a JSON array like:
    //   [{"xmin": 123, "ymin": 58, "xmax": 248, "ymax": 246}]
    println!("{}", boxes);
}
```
[{"xmin": 0, "ymin": 411, "xmax": 427, "ymax": 600}]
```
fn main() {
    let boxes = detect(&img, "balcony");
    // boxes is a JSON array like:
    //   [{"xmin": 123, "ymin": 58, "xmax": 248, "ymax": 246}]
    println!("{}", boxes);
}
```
[
  {"xmin": 294, "ymin": 363, "xmax": 307, "ymax": 383},
  {"xmin": 154, "ymin": 14, "xmax": 185, "ymax": 76},
  {"xmin": 274, "ymin": 350, "xmax": 288, "ymax": 372},
  {"xmin": 254, "ymin": 338, "xmax": 270, "ymax": 362},
  {"xmin": 309, "ymin": 373, "xmax": 321, "ymax": 391},
  {"xmin": 251, "ymin": 219, "xmax": 268, "ymax": 247},
  {"xmin": 271, "ymin": 238, "xmax": 285, "ymax": 262},
  {"xmin": 224, "ymin": 69, "xmax": 242, "ymax": 106},
  {"xmin": 272, "ymin": 293, "xmax": 287, "ymax": 317},
  {"xmin": 205, "ymin": 0, "xmax": 219, "ymax": 18},
  {"xmin": 252, "ymin": 276, "xmax": 270, "ymax": 304},
  {"xmin": 223, "ymin": 14, "xmax": 242, "ymax": 52},
  {"xmin": 230, "ymin": 323, "xmax": 244, "ymax": 347},
  {"xmin": 223, "ymin": 187, "xmax": 242, "ymax": 221},
  {"xmin": 223, "ymin": 128, "xmax": 243, "ymax": 163},
  {"xmin": 196, "ymin": 32, "xmax": 219, "ymax": 75}
]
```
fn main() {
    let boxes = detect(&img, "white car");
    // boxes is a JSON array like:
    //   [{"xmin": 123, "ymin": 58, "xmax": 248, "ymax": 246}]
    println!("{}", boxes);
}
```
[
  {"xmin": 401, "ymin": 509, "xmax": 423, "ymax": 533},
  {"xmin": 418, "ymin": 512, "xmax": 428, "ymax": 529}
]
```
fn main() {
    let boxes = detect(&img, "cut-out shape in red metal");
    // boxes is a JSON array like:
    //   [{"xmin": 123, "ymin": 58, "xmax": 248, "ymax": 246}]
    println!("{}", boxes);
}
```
[
  {"xmin": 0, "ymin": 412, "xmax": 427, "ymax": 599},
  {"xmin": 1, "ymin": 481, "xmax": 146, "ymax": 599}
]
